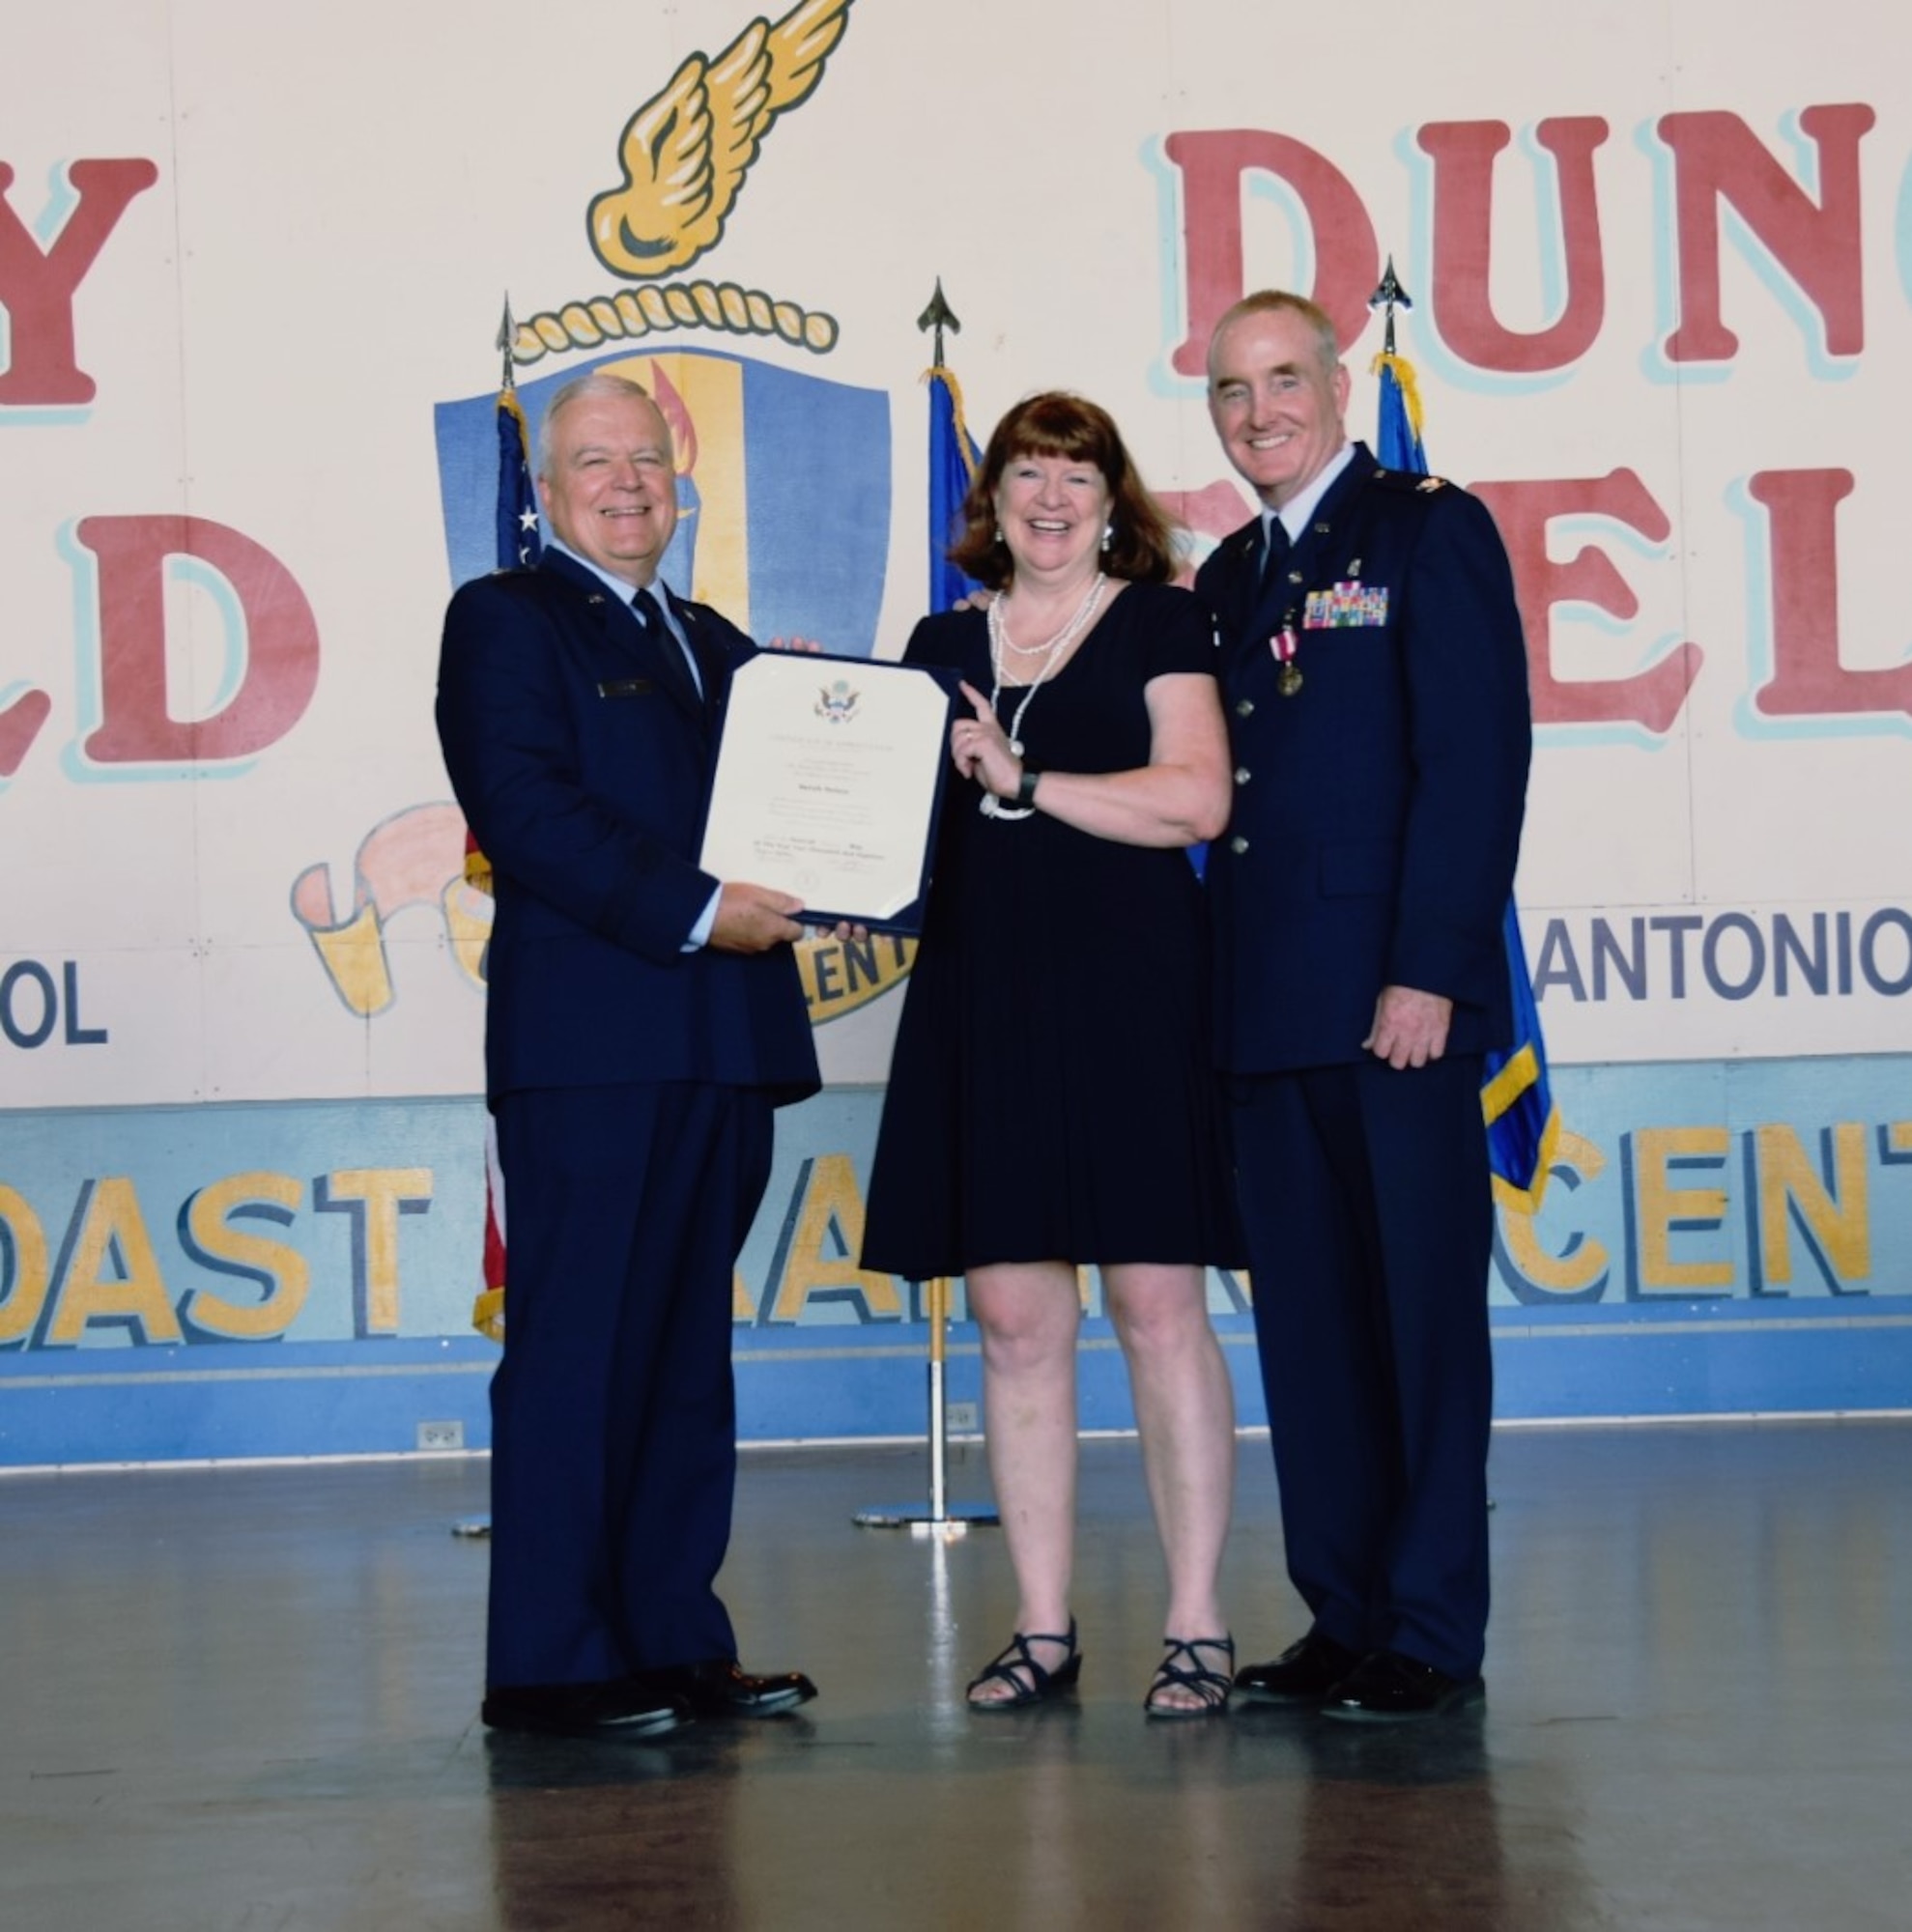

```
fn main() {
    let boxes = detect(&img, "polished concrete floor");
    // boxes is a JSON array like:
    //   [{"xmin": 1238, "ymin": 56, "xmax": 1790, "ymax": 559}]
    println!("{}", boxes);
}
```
[{"xmin": 3, "ymin": 1420, "xmax": 1909, "ymax": 1931}]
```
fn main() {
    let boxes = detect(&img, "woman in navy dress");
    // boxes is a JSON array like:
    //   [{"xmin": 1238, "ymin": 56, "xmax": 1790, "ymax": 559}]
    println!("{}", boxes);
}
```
[{"xmin": 862, "ymin": 392, "xmax": 1242, "ymax": 1717}]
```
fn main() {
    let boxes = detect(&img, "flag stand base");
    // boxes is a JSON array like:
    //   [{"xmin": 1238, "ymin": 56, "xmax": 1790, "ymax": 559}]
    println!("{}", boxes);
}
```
[{"xmin": 855, "ymin": 1277, "xmax": 997, "ymax": 1534}]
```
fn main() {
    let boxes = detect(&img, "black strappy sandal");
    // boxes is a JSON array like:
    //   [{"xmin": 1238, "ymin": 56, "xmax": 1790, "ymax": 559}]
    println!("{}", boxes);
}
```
[
  {"xmin": 1144, "ymin": 1634, "xmax": 1235, "ymax": 1719},
  {"xmin": 966, "ymin": 1620, "xmax": 1082, "ymax": 1710}
]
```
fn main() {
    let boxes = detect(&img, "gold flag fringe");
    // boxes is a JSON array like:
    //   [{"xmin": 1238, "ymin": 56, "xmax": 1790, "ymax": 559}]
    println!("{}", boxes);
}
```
[
  {"xmin": 1369, "ymin": 350, "xmax": 1426, "ymax": 449},
  {"xmin": 923, "ymin": 364, "xmax": 980, "ymax": 485}
]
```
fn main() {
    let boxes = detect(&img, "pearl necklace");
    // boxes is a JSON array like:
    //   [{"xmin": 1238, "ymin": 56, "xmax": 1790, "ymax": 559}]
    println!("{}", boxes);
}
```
[{"xmin": 980, "ymin": 572, "xmax": 1106, "ymax": 819}]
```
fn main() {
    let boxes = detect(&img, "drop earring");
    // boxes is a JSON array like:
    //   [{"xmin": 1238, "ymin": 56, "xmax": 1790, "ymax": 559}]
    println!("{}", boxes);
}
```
[{"xmin": 1101, "ymin": 524, "xmax": 1114, "ymax": 553}]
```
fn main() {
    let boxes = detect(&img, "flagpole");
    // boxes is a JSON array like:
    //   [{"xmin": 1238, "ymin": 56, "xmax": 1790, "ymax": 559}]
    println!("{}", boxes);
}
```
[
  {"xmin": 452, "ymin": 298, "xmax": 536, "ymax": 1542},
  {"xmin": 852, "ymin": 284, "xmax": 997, "ymax": 1538},
  {"xmin": 918, "ymin": 276, "xmax": 956, "ymax": 368},
  {"xmin": 1365, "ymin": 257, "xmax": 1558, "ymax": 1217},
  {"xmin": 498, "ymin": 293, "xmax": 519, "ymax": 391},
  {"xmin": 1369, "ymin": 255, "xmax": 1410, "ymax": 355}
]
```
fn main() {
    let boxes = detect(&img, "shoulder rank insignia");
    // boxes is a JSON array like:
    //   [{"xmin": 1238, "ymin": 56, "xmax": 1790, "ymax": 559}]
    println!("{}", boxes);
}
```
[{"xmin": 1373, "ymin": 469, "xmax": 1453, "ymax": 497}]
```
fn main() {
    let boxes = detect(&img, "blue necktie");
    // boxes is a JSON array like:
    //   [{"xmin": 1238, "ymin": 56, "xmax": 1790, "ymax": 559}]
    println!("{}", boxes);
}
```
[
  {"xmin": 632, "ymin": 585, "xmax": 701, "ymax": 707},
  {"xmin": 1260, "ymin": 515, "xmax": 1291, "ymax": 595}
]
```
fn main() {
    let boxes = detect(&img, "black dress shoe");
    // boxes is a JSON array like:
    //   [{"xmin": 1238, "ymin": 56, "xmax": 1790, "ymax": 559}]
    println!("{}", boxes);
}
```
[
  {"xmin": 481, "ymin": 1679, "xmax": 690, "ymax": 1740},
  {"xmin": 1234, "ymin": 1632, "xmax": 1362, "ymax": 1705},
  {"xmin": 1320, "ymin": 1649, "xmax": 1485, "ymax": 1723},
  {"xmin": 647, "ymin": 1659, "xmax": 818, "ymax": 1717}
]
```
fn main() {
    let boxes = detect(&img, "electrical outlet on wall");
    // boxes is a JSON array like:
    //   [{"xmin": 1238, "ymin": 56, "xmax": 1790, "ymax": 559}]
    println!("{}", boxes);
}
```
[{"xmin": 416, "ymin": 1420, "xmax": 465, "ymax": 1452}]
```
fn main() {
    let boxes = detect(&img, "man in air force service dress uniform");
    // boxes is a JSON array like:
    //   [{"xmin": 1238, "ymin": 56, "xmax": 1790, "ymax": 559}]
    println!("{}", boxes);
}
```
[
  {"xmin": 436, "ymin": 371, "xmax": 820, "ymax": 1740},
  {"xmin": 1196, "ymin": 292, "xmax": 1532, "ymax": 1723}
]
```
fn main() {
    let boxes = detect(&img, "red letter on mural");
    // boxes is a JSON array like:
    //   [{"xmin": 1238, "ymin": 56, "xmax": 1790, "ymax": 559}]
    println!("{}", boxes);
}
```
[
  {"xmin": 1657, "ymin": 105, "xmax": 1872, "ymax": 363},
  {"xmin": 1748, "ymin": 469, "xmax": 1911, "ymax": 722},
  {"xmin": 1163, "ymin": 130, "xmax": 1379, "ymax": 377},
  {"xmin": 71, "ymin": 516, "xmax": 320, "ymax": 765},
  {"xmin": 0, "ymin": 158, "xmax": 158, "ymax": 406},
  {"xmin": 1471, "ymin": 471, "xmax": 1702, "ymax": 733},
  {"xmin": 0, "ymin": 689, "xmax": 52, "ymax": 778},
  {"xmin": 1416, "ymin": 119, "xmax": 1609, "ymax": 373}
]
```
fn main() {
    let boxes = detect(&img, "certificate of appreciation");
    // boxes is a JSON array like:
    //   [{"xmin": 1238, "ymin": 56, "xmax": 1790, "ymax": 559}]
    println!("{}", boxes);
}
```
[{"xmin": 698, "ymin": 652, "xmax": 957, "ymax": 932}]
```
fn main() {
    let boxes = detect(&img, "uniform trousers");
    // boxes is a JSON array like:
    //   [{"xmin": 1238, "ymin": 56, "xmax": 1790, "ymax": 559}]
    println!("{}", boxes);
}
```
[
  {"xmin": 1231, "ymin": 1051, "xmax": 1494, "ymax": 1679},
  {"xmin": 487, "ymin": 1080, "xmax": 773, "ymax": 1689}
]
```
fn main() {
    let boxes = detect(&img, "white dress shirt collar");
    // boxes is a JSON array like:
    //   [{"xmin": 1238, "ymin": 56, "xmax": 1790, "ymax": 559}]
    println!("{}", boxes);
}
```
[
  {"xmin": 547, "ymin": 537, "xmax": 670, "ymax": 613},
  {"xmin": 1267, "ymin": 440, "xmax": 1357, "ymax": 547}
]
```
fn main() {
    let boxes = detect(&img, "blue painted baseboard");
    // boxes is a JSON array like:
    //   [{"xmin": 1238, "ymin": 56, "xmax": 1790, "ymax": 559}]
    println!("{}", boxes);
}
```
[{"xmin": 4, "ymin": 1054, "xmax": 1908, "ymax": 1463}]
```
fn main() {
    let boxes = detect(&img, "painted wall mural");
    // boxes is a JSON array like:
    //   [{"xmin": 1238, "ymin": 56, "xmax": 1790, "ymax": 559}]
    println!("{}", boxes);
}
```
[{"xmin": 2, "ymin": 0, "xmax": 1908, "ymax": 1459}]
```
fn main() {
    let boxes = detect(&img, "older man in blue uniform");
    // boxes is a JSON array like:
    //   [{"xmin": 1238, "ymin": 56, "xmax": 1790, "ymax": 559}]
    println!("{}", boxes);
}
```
[
  {"xmin": 1197, "ymin": 292, "xmax": 1531, "ymax": 1721},
  {"xmin": 437, "ymin": 371, "xmax": 820, "ymax": 1739}
]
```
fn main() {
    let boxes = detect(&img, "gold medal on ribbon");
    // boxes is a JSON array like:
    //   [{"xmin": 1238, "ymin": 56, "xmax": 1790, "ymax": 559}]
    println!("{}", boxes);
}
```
[{"xmin": 1270, "ymin": 625, "xmax": 1301, "ymax": 697}]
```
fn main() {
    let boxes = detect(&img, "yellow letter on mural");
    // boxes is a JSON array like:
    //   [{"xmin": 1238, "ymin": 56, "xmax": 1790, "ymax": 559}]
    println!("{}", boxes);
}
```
[
  {"xmin": 44, "ymin": 1178, "xmax": 185, "ymax": 1345},
  {"xmin": 0, "ymin": 1184, "xmax": 51, "ymax": 1345},
  {"xmin": 179, "ymin": 1173, "xmax": 313, "ymax": 1340},
  {"xmin": 763, "ymin": 1153, "xmax": 904, "ymax": 1325},
  {"xmin": 1634, "ymin": 1127, "xmax": 1735, "ymax": 1293},
  {"xmin": 1754, "ymin": 1123, "xmax": 1869, "ymax": 1289},
  {"xmin": 323, "ymin": 1169, "xmax": 434, "ymax": 1334},
  {"xmin": 1498, "ymin": 1128, "xmax": 1612, "ymax": 1295}
]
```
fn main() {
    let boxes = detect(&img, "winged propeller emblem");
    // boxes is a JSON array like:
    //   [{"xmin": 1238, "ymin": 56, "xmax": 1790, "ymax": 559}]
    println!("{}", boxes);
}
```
[{"xmin": 588, "ymin": 0, "xmax": 856, "ymax": 279}]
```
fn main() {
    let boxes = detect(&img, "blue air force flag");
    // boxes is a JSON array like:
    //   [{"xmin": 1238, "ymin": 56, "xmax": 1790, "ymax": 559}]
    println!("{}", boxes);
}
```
[
  {"xmin": 927, "ymin": 363, "xmax": 984, "ymax": 615},
  {"xmin": 1374, "ymin": 347, "xmax": 1558, "ymax": 1212},
  {"xmin": 496, "ymin": 388, "xmax": 543, "ymax": 570}
]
